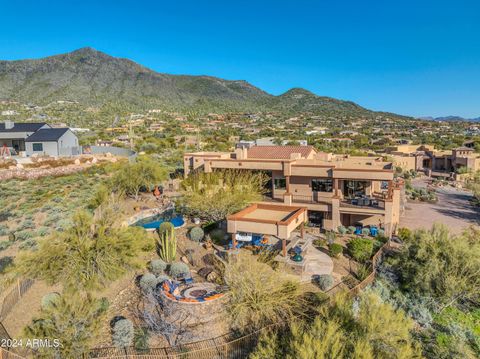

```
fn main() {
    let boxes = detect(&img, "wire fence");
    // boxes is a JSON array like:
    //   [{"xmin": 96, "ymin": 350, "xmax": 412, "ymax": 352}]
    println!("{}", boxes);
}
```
[
  {"xmin": 0, "ymin": 279, "xmax": 34, "ymax": 321},
  {"xmin": 0, "ymin": 240, "xmax": 394, "ymax": 359}
]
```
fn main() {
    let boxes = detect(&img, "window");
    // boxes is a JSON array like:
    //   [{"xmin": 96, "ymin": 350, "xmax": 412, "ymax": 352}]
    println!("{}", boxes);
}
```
[
  {"xmin": 274, "ymin": 177, "xmax": 286, "ymax": 190},
  {"xmin": 32, "ymin": 143, "xmax": 43, "ymax": 151},
  {"xmin": 312, "ymin": 179, "xmax": 333, "ymax": 192}
]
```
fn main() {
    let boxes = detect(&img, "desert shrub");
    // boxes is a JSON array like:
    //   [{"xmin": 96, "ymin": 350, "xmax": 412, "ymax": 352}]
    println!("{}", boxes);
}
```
[
  {"xmin": 250, "ymin": 292, "xmax": 422, "ymax": 358},
  {"xmin": 24, "ymin": 293, "xmax": 107, "ymax": 358},
  {"xmin": 134, "ymin": 327, "xmax": 150, "ymax": 353},
  {"xmin": 169, "ymin": 262, "xmax": 190, "ymax": 278},
  {"xmin": 0, "ymin": 241, "xmax": 12, "ymax": 252},
  {"xmin": 139, "ymin": 273, "xmax": 159, "ymax": 292},
  {"xmin": 15, "ymin": 230, "xmax": 34, "ymax": 241},
  {"xmin": 112, "ymin": 318, "xmax": 135, "ymax": 349},
  {"xmin": 372, "ymin": 240, "xmax": 383, "ymax": 252},
  {"xmin": 397, "ymin": 227, "xmax": 412, "ymax": 241},
  {"xmin": 209, "ymin": 228, "xmax": 226, "ymax": 244},
  {"xmin": 316, "ymin": 274, "xmax": 334, "ymax": 291},
  {"xmin": 312, "ymin": 238, "xmax": 327, "ymax": 248},
  {"xmin": 361, "ymin": 228, "xmax": 370, "ymax": 236},
  {"xmin": 347, "ymin": 238, "xmax": 373, "ymax": 262},
  {"xmin": 376, "ymin": 233, "xmax": 388, "ymax": 242},
  {"xmin": 329, "ymin": 243, "xmax": 343, "ymax": 258},
  {"xmin": 19, "ymin": 239, "xmax": 38, "ymax": 251},
  {"xmin": 158, "ymin": 221, "xmax": 174, "ymax": 235},
  {"xmin": 16, "ymin": 206, "xmax": 151, "ymax": 292},
  {"xmin": 98, "ymin": 297, "xmax": 110, "ymax": 313},
  {"xmin": 148, "ymin": 259, "xmax": 167, "ymax": 275},
  {"xmin": 337, "ymin": 225, "xmax": 347, "ymax": 235},
  {"xmin": 325, "ymin": 231, "xmax": 336, "ymax": 245},
  {"xmin": 347, "ymin": 226, "xmax": 356, "ymax": 234},
  {"xmin": 0, "ymin": 224, "xmax": 8, "ymax": 236},
  {"xmin": 189, "ymin": 226, "xmax": 204, "ymax": 242},
  {"xmin": 0, "ymin": 256, "xmax": 13, "ymax": 274},
  {"xmin": 41, "ymin": 292, "xmax": 61, "ymax": 310},
  {"xmin": 224, "ymin": 252, "xmax": 304, "ymax": 331},
  {"xmin": 36, "ymin": 226, "xmax": 50, "ymax": 237},
  {"xmin": 355, "ymin": 264, "xmax": 372, "ymax": 281}
]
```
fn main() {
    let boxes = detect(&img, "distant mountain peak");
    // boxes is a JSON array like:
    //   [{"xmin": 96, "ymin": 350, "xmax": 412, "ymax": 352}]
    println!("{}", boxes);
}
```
[
  {"xmin": 281, "ymin": 88, "xmax": 316, "ymax": 97},
  {"xmin": 0, "ymin": 48, "xmax": 412, "ymax": 119}
]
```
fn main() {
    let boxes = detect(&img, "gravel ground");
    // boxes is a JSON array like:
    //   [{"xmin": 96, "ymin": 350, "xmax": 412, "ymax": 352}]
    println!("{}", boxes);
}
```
[{"xmin": 400, "ymin": 178, "xmax": 480, "ymax": 234}]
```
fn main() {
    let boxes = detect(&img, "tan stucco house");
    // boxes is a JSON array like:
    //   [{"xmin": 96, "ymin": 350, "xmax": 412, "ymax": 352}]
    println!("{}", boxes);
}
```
[{"xmin": 184, "ymin": 145, "xmax": 402, "ymax": 237}]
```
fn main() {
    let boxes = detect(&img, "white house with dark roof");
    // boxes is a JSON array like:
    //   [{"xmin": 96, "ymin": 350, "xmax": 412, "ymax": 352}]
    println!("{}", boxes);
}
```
[{"xmin": 0, "ymin": 120, "xmax": 79, "ymax": 157}]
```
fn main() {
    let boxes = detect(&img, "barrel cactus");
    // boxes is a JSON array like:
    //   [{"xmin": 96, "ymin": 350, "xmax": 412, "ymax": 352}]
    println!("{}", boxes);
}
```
[
  {"xmin": 189, "ymin": 226, "xmax": 204, "ymax": 242},
  {"xmin": 157, "ymin": 226, "xmax": 177, "ymax": 263}
]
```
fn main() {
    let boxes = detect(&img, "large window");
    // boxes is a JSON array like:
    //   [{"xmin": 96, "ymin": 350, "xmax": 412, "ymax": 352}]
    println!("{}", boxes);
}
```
[
  {"xmin": 312, "ymin": 179, "xmax": 333, "ymax": 192},
  {"xmin": 32, "ymin": 143, "xmax": 43, "ymax": 151},
  {"xmin": 274, "ymin": 177, "xmax": 286, "ymax": 190}
]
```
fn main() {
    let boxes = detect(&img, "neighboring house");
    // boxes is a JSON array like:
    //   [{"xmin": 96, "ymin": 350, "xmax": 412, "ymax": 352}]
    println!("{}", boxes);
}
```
[
  {"xmin": 386, "ymin": 144, "xmax": 480, "ymax": 174},
  {"xmin": 0, "ymin": 120, "xmax": 79, "ymax": 157},
  {"xmin": 184, "ymin": 145, "xmax": 401, "ymax": 236},
  {"xmin": 25, "ymin": 128, "xmax": 79, "ymax": 157}
]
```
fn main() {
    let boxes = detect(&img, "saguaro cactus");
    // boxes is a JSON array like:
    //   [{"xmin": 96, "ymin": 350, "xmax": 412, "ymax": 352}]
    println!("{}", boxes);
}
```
[{"xmin": 157, "ymin": 226, "xmax": 177, "ymax": 262}]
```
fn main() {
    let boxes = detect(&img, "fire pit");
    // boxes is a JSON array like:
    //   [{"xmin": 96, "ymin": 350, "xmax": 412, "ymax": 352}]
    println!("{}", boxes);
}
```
[{"xmin": 182, "ymin": 283, "xmax": 217, "ymax": 299}]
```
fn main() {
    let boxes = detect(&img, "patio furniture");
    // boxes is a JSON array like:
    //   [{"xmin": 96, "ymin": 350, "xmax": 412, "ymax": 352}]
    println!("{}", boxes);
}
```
[
  {"xmin": 354, "ymin": 226, "xmax": 362, "ymax": 235},
  {"xmin": 351, "ymin": 199, "xmax": 358, "ymax": 205},
  {"xmin": 370, "ymin": 226, "xmax": 378, "ymax": 236}
]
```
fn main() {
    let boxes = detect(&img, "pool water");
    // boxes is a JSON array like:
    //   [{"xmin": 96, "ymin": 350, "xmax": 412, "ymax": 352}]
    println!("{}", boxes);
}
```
[{"xmin": 133, "ymin": 209, "xmax": 185, "ymax": 229}]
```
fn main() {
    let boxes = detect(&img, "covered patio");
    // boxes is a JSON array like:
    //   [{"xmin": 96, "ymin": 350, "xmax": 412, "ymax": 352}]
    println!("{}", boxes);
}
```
[{"xmin": 226, "ymin": 203, "xmax": 308, "ymax": 257}]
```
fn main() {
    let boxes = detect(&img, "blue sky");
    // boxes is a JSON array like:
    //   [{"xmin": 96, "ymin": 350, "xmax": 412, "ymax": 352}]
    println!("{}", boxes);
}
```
[{"xmin": 1, "ymin": 0, "xmax": 479, "ymax": 118}]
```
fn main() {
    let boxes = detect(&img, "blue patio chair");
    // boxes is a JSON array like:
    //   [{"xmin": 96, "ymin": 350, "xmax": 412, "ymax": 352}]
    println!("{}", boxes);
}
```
[
  {"xmin": 370, "ymin": 226, "xmax": 378, "ymax": 236},
  {"xmin": 184, "ymin": 276, "xmax": 194, "ymax": 284},
  {"xmin": 354, "ymin": 227, "xmax": 362, "ymax": 235}
]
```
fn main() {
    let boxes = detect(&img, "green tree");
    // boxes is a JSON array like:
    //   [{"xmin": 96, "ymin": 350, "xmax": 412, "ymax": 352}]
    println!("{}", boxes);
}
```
[
  {"xmin": 17, "ymin": 202, "xmax": 151, "ymax": 291},
  {"xmin": 24, "ymin": 293, "xmax": 107, "ymax": 358},
  {"xmin": 224, "ymin": 252, "xmax": 304, "ymax": 331},
  {"xmin": 250, "ymin": 291, "xmax": 422, "ymax": 359},
  {"xmin": 110, "ymin": 156, "xmax": 168, "ymax": 199},
  {"xmin": 177, "ymin": 169, "xmax": 266, "ymax": 222},
  {"xmin": 396, "ymin": 224, "xmax": 480, "ymax": 310}
]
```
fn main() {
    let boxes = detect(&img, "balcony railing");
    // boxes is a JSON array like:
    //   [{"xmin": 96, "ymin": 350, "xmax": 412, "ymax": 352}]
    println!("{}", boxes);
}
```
[
  {"xmin": 340, "ymin": 197, "xmax": 385, "ymax": 210},
  {"xmin": 291, "ymin": 194, "xmax": 315, "ymax": 203}
]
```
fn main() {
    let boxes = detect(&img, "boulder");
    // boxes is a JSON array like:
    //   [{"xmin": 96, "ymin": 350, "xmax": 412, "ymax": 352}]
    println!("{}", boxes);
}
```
[
  {"xmin": 206, "ymin": 271, "xmax": 219, "ymax": 282},
  {"xmin": 74, "ymin": 159, "xmax": 81, "ymax": 165}
]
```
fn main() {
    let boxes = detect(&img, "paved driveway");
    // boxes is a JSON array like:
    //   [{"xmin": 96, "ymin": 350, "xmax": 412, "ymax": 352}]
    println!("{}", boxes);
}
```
[{"xmin": 400, "ymin": 179, "xmax": 480, "ymax": 234}]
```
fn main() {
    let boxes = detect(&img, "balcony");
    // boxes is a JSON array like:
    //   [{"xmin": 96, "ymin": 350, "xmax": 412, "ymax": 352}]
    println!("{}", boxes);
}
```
[{"xmin": 340, "ymin": 196, "xmax": 385, "ymax": 211}]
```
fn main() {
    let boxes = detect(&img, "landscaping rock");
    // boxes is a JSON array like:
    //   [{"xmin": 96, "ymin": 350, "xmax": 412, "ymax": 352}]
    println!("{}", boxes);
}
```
[
  {"xmin": 206, "ymin": 271, "xmax": 219, "ymax": 282},
  {"xmin": 181, "ymin": 256, "xmax": 190, "ymax": 265}
]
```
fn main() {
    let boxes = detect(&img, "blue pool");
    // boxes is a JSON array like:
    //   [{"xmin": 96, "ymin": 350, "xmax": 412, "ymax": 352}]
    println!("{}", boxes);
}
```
[{"xmin": 133, "ymin": 209, "xmax": 185, "ymax": 229}]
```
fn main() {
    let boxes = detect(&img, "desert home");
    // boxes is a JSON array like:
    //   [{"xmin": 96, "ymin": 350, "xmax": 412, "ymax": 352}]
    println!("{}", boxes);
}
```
[
  {"xmin": 388, "ymin": 144, "xmax": 480, "ymax": 175},
  {"xmin": 184, "ymin": 144, "xmax": 402, "ymax": 237},
  {"xmin": 0, "ymin": 120, "xmax": 80, "ymax": 157}
]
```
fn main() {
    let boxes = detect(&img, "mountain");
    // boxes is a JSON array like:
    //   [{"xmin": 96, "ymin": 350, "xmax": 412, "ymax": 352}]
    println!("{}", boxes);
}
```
[
  {"xmin": 420, "ymin": 116, "xmax": 480, "ymax": 122},
  {"xmin": 0, "ymin": 47, "xmax": 409, "ymax": 118}
]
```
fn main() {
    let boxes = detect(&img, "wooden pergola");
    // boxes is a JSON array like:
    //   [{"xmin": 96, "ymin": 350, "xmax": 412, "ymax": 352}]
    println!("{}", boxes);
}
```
[{"xmin": 227, "ymin": 203, "xmax": 308, "ymax": 256}]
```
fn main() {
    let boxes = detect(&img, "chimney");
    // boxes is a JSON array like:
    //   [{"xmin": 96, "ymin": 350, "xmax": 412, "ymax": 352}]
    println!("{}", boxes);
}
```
[{"xmin": 4, "ymin": 120, "xmax": 14, "ymax": 130}]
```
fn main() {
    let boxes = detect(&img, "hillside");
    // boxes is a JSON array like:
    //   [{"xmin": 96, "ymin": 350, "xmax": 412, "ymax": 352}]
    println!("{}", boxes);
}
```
[{"xmin": 0, "ymin": 47, "xmax": 410, "ymax": 118}]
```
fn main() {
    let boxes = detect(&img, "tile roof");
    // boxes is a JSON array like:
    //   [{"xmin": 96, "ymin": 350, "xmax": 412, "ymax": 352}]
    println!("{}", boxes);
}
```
[
  {"xmin": 0, "ymin": 122, "xmax": 47, "ymax": 132},
  {"xmin": 25, "ymin": 128, "xmax": 70, "ymax": 142},
  {"xmin": 247, "ymin": 145, "xmax": 316, "ymax": 159}
]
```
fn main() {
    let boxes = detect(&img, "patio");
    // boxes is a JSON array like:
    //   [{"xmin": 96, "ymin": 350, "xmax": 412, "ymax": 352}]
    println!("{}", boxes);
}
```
[{"xmin": 227, "ymin": 203, "xmax": 308, "ymax": 257}]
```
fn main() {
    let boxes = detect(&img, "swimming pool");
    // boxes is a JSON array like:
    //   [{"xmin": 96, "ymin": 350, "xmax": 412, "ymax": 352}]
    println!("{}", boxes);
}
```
[{"xmin": 133, "ymin": 209, "xmax": 185, "ymax": 229}]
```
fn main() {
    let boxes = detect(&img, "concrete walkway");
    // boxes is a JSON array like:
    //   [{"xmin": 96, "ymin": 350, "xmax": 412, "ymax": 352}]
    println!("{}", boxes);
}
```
[{"xmin": 301, "ymin": 246, "xmax": 334, "ymax": 282}]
